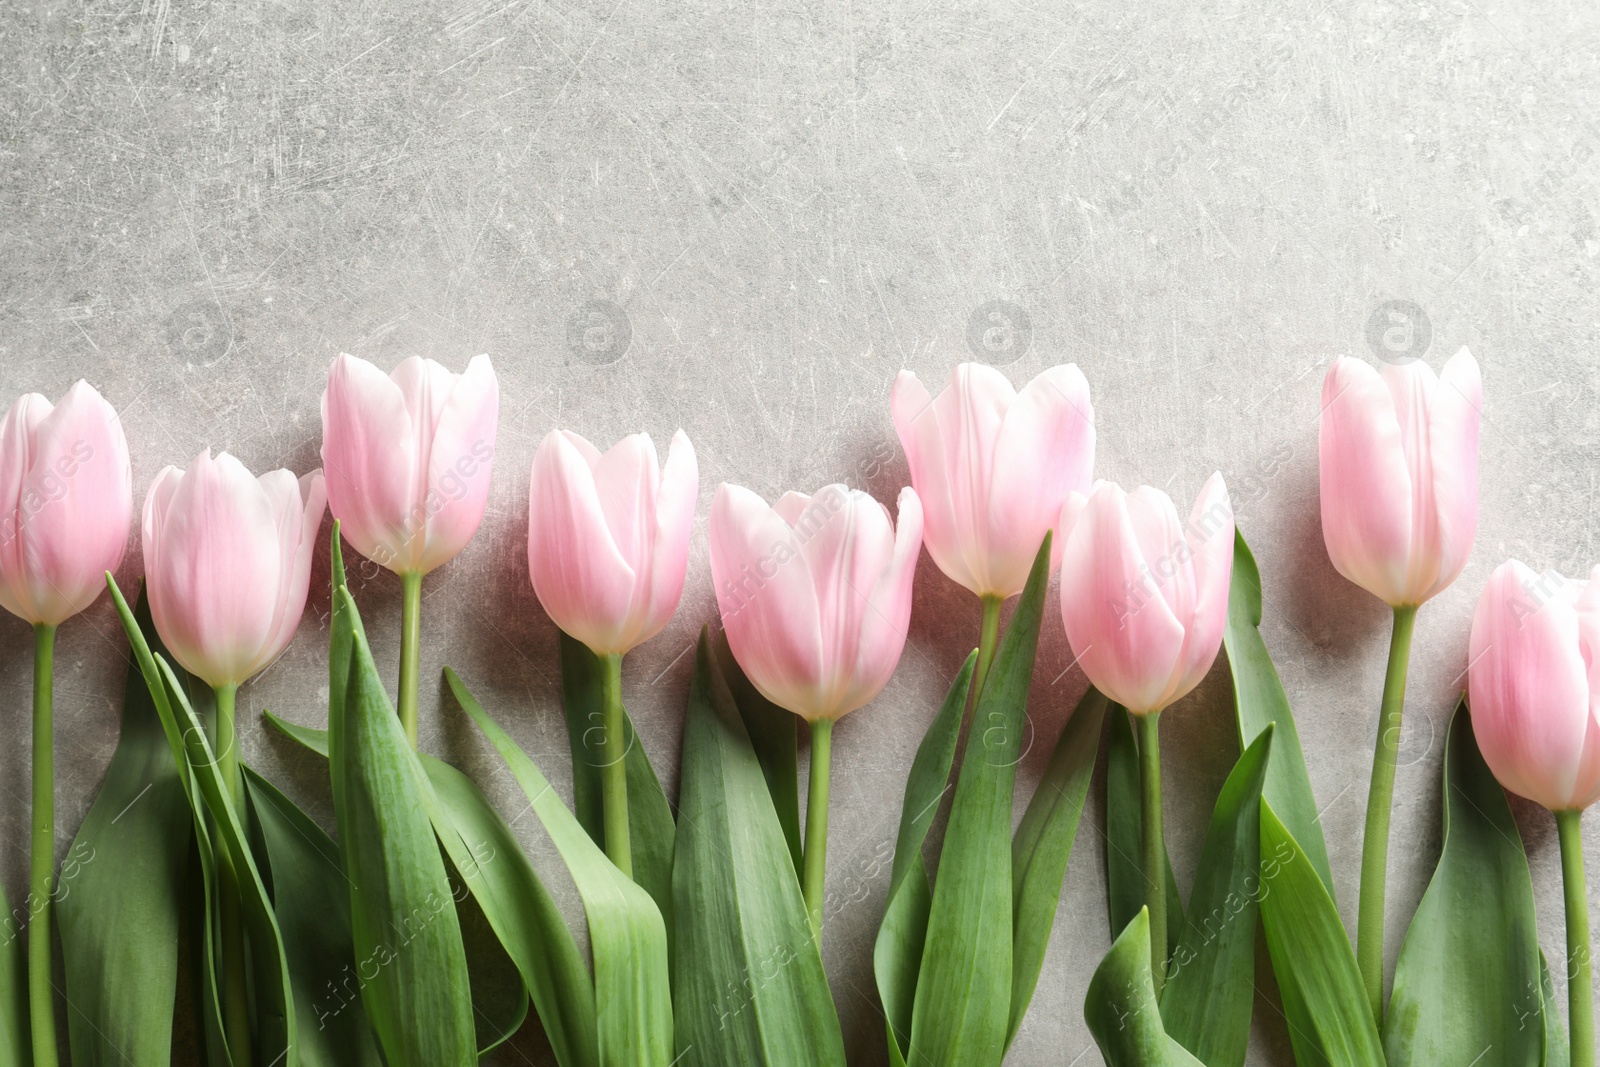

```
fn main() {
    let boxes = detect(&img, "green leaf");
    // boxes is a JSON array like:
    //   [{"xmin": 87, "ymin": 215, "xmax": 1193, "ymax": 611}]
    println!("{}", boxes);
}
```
[
  {"xmin": 1105, "ymin": 704, "xmax": 1184, "ymax": 957},
  {"xmin": 262, "ymin": 711, "xmax": 601, "ymax": 1067},
  {"xmin": 559, "ymin": 631, "xmax": 678, "ymax": 951},
  {"xmin": 449, "ymin": 854, "xmax": 532, "ymax": 1056},
  {"xmin": 1383, "ymin": 701, "xmax": 1542, "ymax": 1067},
  {"xmin": 1542, "ymin": 950, "xmax": 1570, "ymax": 1067},
  {"xmin": 1223, "ymin": 530, "xmax": 1334, "ymax": 893},
  {"xmin": 671, "ymin": 630, "xmax": 845, "ymax": 1067},
  {"xmin": 1160, "ymin": 725, "xmax": 1274, "ymax": 1067},
  {"xmin": 1258, "ymin": 802, "xmax": 1384, "ymax": 1066},
  {"xmin": 715, "ymin": 632, "xmax": 803, "ymax": 876},
  {"xmin": 874, "ymin": 651, "xmax": 977, "ymax": 1065},
  {"xmin": 1084, "ymin": 909, "xmax": 1206, "ymax": 1067},
  {"xmin": 0, "ymin": 883, "xmax": 23, "ymax": 1067},
  {"xmin": 446, "ymin": 667, "xmax": 673, "ymax": 1067},
  {"xmin": 325, "ymin": 542, "xmax": 475, "ymax": 1066},
  {"xmin": 243, "ymin": 768, "xmax": 384, "ymax": 1066},
  {"xmin": 58, "ymin": 590, "xmax": 191, "ymax": 1066},
  {"xmin": 1007, "ymin": 686, "xmax": 1108, "ymax": 1048},
  {"xmin": 908, "ymin": 536, "xmax": 1050, "ymax": 1067},
  {"xmin": 106, "ymin": 575, "xmax": 298, "ymax": 1067}
]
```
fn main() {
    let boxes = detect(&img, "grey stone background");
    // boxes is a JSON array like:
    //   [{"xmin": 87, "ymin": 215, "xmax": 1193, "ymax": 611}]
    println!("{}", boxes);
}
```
[{"xmin": 3, "ymin": 0, "xmax": 1598, "ymax": 1062}]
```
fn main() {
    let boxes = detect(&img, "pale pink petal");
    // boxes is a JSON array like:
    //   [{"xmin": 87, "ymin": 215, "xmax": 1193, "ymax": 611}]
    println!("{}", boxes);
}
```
[
  {"xmin": 1419, "ymin": 347, "xmax": 1482, "ymax": 602},
  {"xmin": 636, "ymin": 430, "xmax": 698, "ymax": 648},
  {"xmin": 841, "ymin": 487, "xmax": 922, "ymax": 716},
  {"xmin": 321, "ymin": 353, "xmax": 417, "ymax": 569},
  {"xmin": 417, "ymin": 354, "xmax": 497, "ymax": 573},
  {"xmin": 1165, "ymin": 474, "xmax": 1234, "ymax": 708}
]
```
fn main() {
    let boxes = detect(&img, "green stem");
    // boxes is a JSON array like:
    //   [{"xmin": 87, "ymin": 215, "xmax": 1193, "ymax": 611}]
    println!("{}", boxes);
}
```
[
  {"xmin": 600, "ymin": 653, "xmax": 631, "ymax": 878},
  {"xmin": 802, "ymin": 718, "xmax": 834, "ymax": 944},
  {"xmin": 29, "ymin": 623, "xmax": 58, "ymax": 1067},
  {"xmin": 1558, "ymin": 808, "xmax": 1595, "ymax": 1067},
  {"xmin": 214, "ymin": 684, "xmax": 253, "ymax": 1067},
  {"xmin": 398, "ymin": 570, "xmax": 423, "ymax": 750},
  {"xmin": 972, "ymin": 594, "xmax": 1003, "ymax": 704},
  {"xmin": 1136, "ymin": 710, "xmax": 1166, "ymax": 996},
  {"xmin": 1357, "ymin": 603, "xmax": 1417, "ymax": 1025}
]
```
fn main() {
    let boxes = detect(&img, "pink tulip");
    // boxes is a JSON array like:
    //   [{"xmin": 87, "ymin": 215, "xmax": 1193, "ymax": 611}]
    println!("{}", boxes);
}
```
[
  {"xmin": 143, "ymin": 450, "xmax": 327, "ymax": 689},
  {"xmin": 1319, "ymin": 348, "xmax": 1481, "ymax": 607},
  {"xmin": 710, "ymin": 482, "xmax": 923, "ymax": 721},
  {"xmin": 321, "ymin": 353, "xmax": 498, "ymax": 575},
  {"xmin": 527, "ymin": 430, "xmax": 699, "ymax": 656},
  {"xmin": 1058, "ymin": 475, "xmax": 1234, "ymax": 714},
  {"xmin": 0, "ymin": 381, "xmax": 132, "ymax": 626},
  {"xmin": 1468, "ymin": 560, "xmax": 1600, "ymax": 812},
  {"xmin": 891, "ymin": 362, "xmax": 1094, "ymax": 599}
]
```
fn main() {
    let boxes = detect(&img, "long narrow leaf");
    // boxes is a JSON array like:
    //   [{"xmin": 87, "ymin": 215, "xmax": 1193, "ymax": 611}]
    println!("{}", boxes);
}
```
[
  {"xmin": 446, "ymin": 667, "xmax": 673, "ymax": 1067},
  {"xmin": 874, "ymin": 651, "xmax": 977, "ymax": 1065},
  {"xmin": 1160, "ymin": 725, "xmax": 1274, "ymax": 1067},
  {"xmin": 1007, "ymin": 686, "xmax": 1108, "ymax": 1047},
  {"xmin": 58, "ymin": 591, "xmax": 191, "ymax": 1066},
  {"xmin": 325, "ymin": 545, "xmax": 475, "ymax": 1066},
  {"xmin": 1542, "ymin": 950, "xmax": 1570, "ymax": 1067},
  {"xmin": 909, "ymin": 537, "xmax": 1050, "ymax": 1067},
  {"xmin": 1084, "ymin": 909, "xmax": 1206, "ymax": 1067},
  {"xmin": 715, "ymin": 632, "xmax": 803, "ymax": 875},
  {"xmin": 671, "ymin": 630, "xmax": 845, "ymax": 1066},
  {"xmin": 1223, "ymin": 531, "xmax": 1334, "ymax": 891},
  {"xmin": 1258, "ymin": 802, "xmax": 1383, "ymax": 1066},
  {"xmin": 1384, "ymin": 701, "xmax": 1542, "ymax": 1066},
  {"xmin": 243, "ymin": 768, "xmax": 384, "ymax": 1066}
]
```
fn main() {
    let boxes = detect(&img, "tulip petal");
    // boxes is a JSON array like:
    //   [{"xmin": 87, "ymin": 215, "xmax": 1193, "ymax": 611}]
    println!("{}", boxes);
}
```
[
  {"xmin": 845, "ymin": 487, "xmax": 922, "ymax": 716},
  {"xmin": 987, "ymin": 364, "xmax": 1095, "ymax": 587},
  {"xmin": 892, "ymin": 369, "xmax": 977, "ymax": 596},
  {"xmin": 591, "ymin": 434, "xmax": 660, "ymax": 576},
  {"xmin": 418, "ymin": 354, "xmax": 497, "ymax": 574},
  {"xmin": 1168, "ymin": 473, "xmax": 1234, "ymax": 708},
  {"xmin": 710, "ymin": 483, "xmax": 825, "ymax": 717},
  {"xmin": 527, "ymin": 431, "xmax": 636, "ymax": 654},
  {"xmin": 795, "ymin": 487, "xmax": 896, "ymax": 712},
  {"xmin": 322, "ymin": 354, "xmax": 417, "ymax": 568},
  {"xmin": 1469, "ymin": 561, "xmax": 1591, "ymax": 810},
  {"xmin": 1422, "ymin": 347, "xmax": 1482, "ymax": 601},
  {"xmin": 1319, "ymin": 357, "xmax": 1415, "ymax": 605},
  {"xmin": 639, "ymin": 430, "xmax": 698, "ymax": 647}
]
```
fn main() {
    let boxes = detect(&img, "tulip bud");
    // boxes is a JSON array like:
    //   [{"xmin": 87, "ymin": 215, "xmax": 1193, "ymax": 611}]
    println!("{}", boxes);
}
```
[
  {"xmin": 0, "ymin": 381, "xmax": 132, "ymax": 626},
  {"xmin": 527, "ymin": 429, "xmax": 699, "ymax": 656},
  {"xmin": 710, "ymin": 482, "xmax": 922, "ymax": 721},
  {"xmin": 320, "ymin": 353, "xmax": 498, "ymax": 575},
  {"xmin": 1468, "ymin": 559, "xmax": 1600, "ymax": 812},
  {"xmin": 143, "ymin": 450, "xmax": 326, "ymax": 689},
  {"xmin": 892, "ymin": 361, "xmax": 1094, "ymax": 599},
  {"xmin": 1318, "ymin": 348, "xmax": 1481, "ymax": 607},
  {"xmin": 1057, "ymin": 474, "xmax": 1234, "ymax": 715}
]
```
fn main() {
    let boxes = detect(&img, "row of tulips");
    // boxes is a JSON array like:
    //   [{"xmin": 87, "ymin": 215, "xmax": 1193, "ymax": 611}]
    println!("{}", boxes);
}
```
[{"xmin": 0, "ymin": 345, "xmax": 1589, "ymax": 1067}]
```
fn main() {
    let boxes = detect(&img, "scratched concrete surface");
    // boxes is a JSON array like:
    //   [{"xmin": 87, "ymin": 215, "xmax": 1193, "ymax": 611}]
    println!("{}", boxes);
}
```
[{"xmin": 3, "ymin": 0, "xmax": 1600, "ymax": 1062}]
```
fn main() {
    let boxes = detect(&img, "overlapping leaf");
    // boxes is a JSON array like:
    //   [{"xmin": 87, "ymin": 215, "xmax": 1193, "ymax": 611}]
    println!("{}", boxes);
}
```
[
  {"xmin": 1085, "ymin": 909, "xmax": 1206, "ymax": 1067},
  {"xmin": 671, "ymin": 630, "xmax": 844, "ymax": 1067},
  {"xmin": 1384, "ymin": 702, "xmax": 1542, "ymax": 1067}
]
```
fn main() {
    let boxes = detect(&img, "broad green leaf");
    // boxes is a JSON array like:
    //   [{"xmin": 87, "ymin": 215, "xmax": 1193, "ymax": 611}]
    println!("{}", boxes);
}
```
[
  {"xmin": 908, "ymin": 537, "xmax": 1050, "ymax": 1067},
  {"xmin": 1161, "ymin": 725, "xmax": 1274, "ymax": 1067},
  {"xmin": 1007, "ymin": 686, "xmax": 1108, "ymax": 1048},
  {"xmin": 874, "ymin": 651, "xmax": 977, "ymax": 1065},
  {"xmin": 1084, "ymin": 909, "xmax": 1206, "ymax": 1067},
  {"xmin": 0, "ymin": 883, "xmax": 23, "ymax": 1067},
  {"xmin": 1258, "ymin": 802, "xmax": 1383, "ymax": 1066},
  {"xmin": 1105, "ymin": 704, "xmax": 1184, "ymax": 957},
  {"xmin": 262, "ymin": 711, "xmax": 600, "ymax": 1067},
  {"xmin": 243, "ymin": 768, "xmax": 384, "ymax": 1066},
  {"xmin": 107, "ymin": 576, "xmax": 298, "ymax": 1066},
  {"xmin": 449, "ymin": 857, "xmax": 532, "ymax": 1056},
  {"xmin": 58, "ymin": 590, "xmax": 190, "ymax": 1066},
  {"xmin": 1223, "ymin": 530, "xmax": 1334, "ymax": 892},
  {"xmin": 559, "ymin": 632, "xmax": 677, "ymax": 950},
  {"xmin": 1542, "ymin": 950, "xmax": 1570, "ymax": 1067},
  {"xmin": 446, "ymin": 668, "xmax": 673, "ymax": 1067},
  {"xmin": 671, "ymin": 630, "xmax": 845, "ymax": 1067},
  {"xmin": 715, "ymin": 632, "xmax": 803, "ymax": 875},
  {"xmin": 1384, "ymin": 702, "xmax": 1541, "ymax": 1067},
  {"xmin": 326, "ymin": 549, "xmax": 475, "ymax": 1066}
]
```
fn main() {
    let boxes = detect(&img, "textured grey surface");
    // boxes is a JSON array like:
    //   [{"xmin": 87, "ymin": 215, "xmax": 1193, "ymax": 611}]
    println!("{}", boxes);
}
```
[{"xmin": 3, "ymin": 0, "xmax": 1600, "ymax": 1062}]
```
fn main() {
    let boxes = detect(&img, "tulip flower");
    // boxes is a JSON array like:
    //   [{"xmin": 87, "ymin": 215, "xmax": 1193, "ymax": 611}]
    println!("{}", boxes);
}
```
[
  {"xmin": 142, "ymin": 449, "xmax": 325, "ymax": 1066},
  {"xmin": 892, "ymin": 362, "xmax": 1094, "ymax": 696},
  {"xmin": 1318, "ymin": 348, "xmax": 1482, "ymax": 1021},
  {"xmin": 1469, "ymin": 560, "xmax": 1600, "ymax": 1066},
  {"xmin": 527, "ymin": 429, "xmax": 698, "ymax": 874},
  {"xmin": 710, "ymin": 481, "xmax": 922, "ymax": 937},
  {"xmin": 0, "ymin": 380, "xmax": 131, "ymax": 1067},
  {"xmin": 1057, "ymin": 474, "xmax": 1234, "ymax": 988},
  {"xmin": 321, "ymin": 352, "xmax": 498, "ymax": 747}
]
